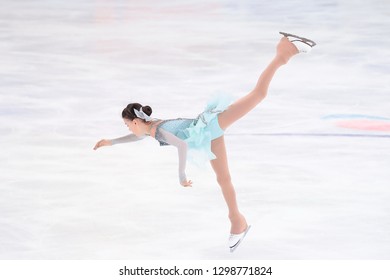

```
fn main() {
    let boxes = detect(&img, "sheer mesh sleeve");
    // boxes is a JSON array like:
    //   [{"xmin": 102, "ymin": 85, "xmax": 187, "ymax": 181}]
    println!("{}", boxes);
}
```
[
  {"xmin": 110, "ymin": 134, "xmax": 145, "ymax": 145},
  {"xmin": 158, "ymin": 128, "xmax": 188, "ymax": 184}
]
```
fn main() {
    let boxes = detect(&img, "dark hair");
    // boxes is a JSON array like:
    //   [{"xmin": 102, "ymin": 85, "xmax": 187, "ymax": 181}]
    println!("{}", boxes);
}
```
[{"xmin": 122, "ymin": 103, "xmax": 153, "ymax": 121}]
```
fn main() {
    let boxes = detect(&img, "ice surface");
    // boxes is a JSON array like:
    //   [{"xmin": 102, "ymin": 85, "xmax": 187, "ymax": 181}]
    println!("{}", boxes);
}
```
[{"xmin": 1, "ymin": 0, "xmax": 389, "ymax": 259}]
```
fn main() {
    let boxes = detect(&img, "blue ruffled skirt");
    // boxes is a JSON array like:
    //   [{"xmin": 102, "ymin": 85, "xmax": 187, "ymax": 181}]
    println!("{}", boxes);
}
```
[{"xmin": 182, "ymin": 94, "xmax": 234, "ymax": 165}]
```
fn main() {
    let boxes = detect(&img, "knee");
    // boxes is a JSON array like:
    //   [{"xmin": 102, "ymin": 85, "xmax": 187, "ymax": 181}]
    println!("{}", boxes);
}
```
[
  {"xmin": 257, "ymin": 91, "xmax": 267, "ymax": 102},
  {"xmin": 216, "ymin": 174, "xmax": 232, "ymax": 186},
  {"xmin": 251, "ymin": 89, "xmax": 267, "ymax": 103}
]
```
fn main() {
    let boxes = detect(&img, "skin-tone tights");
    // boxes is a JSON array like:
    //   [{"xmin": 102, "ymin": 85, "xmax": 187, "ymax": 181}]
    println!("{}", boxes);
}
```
[{"xmin": 210, "ymin": 37, "xmax": 298, "ymax": 234}]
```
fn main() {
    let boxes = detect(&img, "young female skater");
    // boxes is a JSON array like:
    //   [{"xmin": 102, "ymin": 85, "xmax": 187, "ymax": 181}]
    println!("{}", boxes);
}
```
[{"xmin": 94, "ymin": 32, "xmax": 316, "ymax": 252}]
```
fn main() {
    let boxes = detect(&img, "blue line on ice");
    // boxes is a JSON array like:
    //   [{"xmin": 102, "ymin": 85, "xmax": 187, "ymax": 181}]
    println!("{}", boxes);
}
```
[{"xmin": 229, "ymin": 133, "xmax": 390, "ymax": 138}]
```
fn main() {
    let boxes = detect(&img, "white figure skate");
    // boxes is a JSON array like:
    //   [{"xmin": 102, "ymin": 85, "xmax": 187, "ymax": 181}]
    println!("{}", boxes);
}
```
[
  {"xmin": 279, "ymin": 31, "xmax": 316, "ymax": 53},
  {"xmin": 229, "ymin": 225, "xmax": 251, "ymax": 253}
]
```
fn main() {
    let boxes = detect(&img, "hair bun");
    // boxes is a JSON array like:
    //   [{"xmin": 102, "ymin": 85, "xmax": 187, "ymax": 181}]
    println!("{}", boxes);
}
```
[{"xmin": 142, "ymin": 105, "xmax": 152, "ymax": 116}]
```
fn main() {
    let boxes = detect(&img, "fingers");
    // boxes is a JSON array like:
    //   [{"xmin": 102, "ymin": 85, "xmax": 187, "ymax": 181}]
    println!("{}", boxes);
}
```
[
  {"xmin": 93, "ymin": 141, "xmax": 100, "ymax": 150},
  {"xmin": 93, "ymin": 139, "xmax": 112, "ymax": 150},
  {"xmin": 181, "ymin": 180, "xmax": 193, "ymax": 187},
  {"xmin": 93, "ymin": 140, "xmax": 103, "ymax": 150}
]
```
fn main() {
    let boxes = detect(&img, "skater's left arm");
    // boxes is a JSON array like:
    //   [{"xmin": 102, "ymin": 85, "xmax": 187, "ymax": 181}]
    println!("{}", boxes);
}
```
[
  {"xmin": 158, "ymin": 129, "xmax": 192, "ymax": 187},
  {"xmin": 94, "ymin": 134, "xmax": 145, "ymax": 150},
  {"xmin": 110, "ymin": 134, "xmax": 146, "ymax": 145}
]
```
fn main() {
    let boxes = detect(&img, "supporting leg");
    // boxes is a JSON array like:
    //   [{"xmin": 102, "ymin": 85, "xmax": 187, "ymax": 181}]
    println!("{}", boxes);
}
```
[{"xmin": 210, "ymin": 136, "xmax": 247, "ymax": 234}]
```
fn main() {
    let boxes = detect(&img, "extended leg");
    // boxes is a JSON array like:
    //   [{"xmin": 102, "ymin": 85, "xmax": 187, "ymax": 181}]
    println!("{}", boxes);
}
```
[
  {"xmin": 217, "ymin": 37, "xmax": 299, "ymax": 131},
  {"xmin": 210, "ymin": 136, "xmax": 247, "ymax": 234}
]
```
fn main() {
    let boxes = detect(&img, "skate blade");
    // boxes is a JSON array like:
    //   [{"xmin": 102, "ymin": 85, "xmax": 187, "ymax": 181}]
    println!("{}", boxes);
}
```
[{"xmin": 279, "ymin": 31, "xmax": 316, "ymax": 47}]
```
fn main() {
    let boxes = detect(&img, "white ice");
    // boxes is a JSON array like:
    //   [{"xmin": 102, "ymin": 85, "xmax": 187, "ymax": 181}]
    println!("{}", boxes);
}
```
[{"xmin": 1, "ymin": 0, "xmax": 389, "ymax": 259}]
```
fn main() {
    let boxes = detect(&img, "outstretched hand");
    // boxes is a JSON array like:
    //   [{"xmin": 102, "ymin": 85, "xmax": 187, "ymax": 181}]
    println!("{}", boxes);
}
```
[
  {"xmin": 93, "ymin": 139, "xmax": 112, "ymax": 150},
  {"xmin": 181, "ymin": 180, "xmax": 193, "ymax": 187}
]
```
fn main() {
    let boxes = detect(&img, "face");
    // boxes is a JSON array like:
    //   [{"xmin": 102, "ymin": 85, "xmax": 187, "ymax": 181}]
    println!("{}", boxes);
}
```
[{"xmin": 124, "ymin": 118, "xmax": 142, "ymax": 136}]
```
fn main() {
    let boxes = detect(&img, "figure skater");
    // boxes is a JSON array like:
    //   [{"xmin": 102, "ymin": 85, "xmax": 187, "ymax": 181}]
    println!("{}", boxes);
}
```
[{"xmin": 94, "ymin": 32, "xmax": 316, "ymax": 252}]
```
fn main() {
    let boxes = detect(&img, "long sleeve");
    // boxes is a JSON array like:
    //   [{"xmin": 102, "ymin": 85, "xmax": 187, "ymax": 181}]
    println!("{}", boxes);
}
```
[
  {"xmin": 110, "ymin": 134, "xmax": 145, "ymax": 145},
  {"xmin": 158, "ymin": 128, "xmax": 188, "ymax": 184}
]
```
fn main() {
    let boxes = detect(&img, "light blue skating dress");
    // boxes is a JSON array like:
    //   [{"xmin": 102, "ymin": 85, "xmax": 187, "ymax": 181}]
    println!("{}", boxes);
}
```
[{"xmin": 111, "ymin": 94, "xmax": 234, "ymax": 183}]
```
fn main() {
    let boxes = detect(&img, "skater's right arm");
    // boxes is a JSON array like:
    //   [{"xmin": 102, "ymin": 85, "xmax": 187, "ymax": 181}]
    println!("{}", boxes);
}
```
[
  {"xmin": 93, "ymin": 134, "xmax": 145, "ymax": 150},
  {"xmin": 157, "ymin": 129, "xmax": 192, "ymax": 187}
]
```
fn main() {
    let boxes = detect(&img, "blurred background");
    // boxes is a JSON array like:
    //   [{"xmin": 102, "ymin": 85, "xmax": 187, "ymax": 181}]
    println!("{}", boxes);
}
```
[{"xmin": 0, "ymin": 0, "xmax": 389, "ymax": 259}]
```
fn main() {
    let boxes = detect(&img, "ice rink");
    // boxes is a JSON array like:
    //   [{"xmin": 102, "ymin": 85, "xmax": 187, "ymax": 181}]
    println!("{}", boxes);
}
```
[{"xmin": 1, "ymin": 0, "xmax": 389, "ymax": 259}]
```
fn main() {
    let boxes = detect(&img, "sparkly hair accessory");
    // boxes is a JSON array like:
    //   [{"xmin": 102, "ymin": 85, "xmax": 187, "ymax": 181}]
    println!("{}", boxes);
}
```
[{"xmin": 133, "ymin": 107, "xmax": 152, "ymax": 121}]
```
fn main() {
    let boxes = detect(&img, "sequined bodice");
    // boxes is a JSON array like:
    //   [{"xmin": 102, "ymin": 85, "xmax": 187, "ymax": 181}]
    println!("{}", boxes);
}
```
[{"xmin": 155, "ymin": 118, "xmax": 195, "ymax": 146}]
